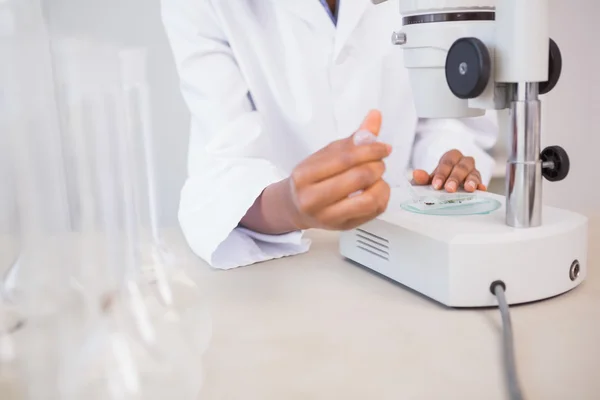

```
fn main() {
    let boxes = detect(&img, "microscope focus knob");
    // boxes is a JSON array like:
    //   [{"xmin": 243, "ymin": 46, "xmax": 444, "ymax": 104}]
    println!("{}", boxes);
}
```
[
  {"xmin": 539, "ymin": 39, "xmax": 563, "ymax": 95},
  {"xmin": 541, "ymin": 145, "xmax": 570, "ymax": 182},
  {"xmin": 445, "ymin": 37, "xmax": 491, "ymax": 99}
]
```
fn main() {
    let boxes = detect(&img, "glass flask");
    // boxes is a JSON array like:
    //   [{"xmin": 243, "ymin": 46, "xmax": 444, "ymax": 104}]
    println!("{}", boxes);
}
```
[
  {"xmin": 51, "ymin": 39, "xmax": 207, "ymax": 399},
  {"xmin": 55, "ymin": 33, "xmax": 210, "ymax": 352}
]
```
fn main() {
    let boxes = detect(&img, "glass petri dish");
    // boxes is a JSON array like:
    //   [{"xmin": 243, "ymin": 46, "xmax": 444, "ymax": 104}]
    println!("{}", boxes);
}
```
[{"xmin": 400, "ymin": 194, "xmax": 502, "ymax": 216}]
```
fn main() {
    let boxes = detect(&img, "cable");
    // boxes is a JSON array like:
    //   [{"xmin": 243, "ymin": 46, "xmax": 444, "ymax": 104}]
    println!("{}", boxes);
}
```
[{"xmin": 490, "ymin": 281, "xmax": 525, "ymax": 400}]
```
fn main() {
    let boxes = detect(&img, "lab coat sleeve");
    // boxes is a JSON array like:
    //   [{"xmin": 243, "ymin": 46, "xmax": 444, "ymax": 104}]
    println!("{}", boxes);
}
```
[
  {"xmin": 410, "ymin": 113, "xmax": 499, "ymax": 185},
  {"xmin": 161, "ymin": 0, "xmax": 310, "ymax": 269}
]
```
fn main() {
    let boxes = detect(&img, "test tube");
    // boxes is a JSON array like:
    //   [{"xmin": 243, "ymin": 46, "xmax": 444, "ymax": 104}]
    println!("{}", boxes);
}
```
[
  {"xmin": 118, "ymin": 48, "xmax": 212, "ymax": 356},
  {"xmin": 118, "ymin": 48, "xmax": 175, "ymax": 301},
  {"xmin": 112, "ymin": 42, "xmax": 208, "ymax": 396}
]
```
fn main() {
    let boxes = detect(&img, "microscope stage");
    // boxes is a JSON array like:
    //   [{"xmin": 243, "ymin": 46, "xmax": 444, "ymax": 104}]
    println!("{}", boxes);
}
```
[{"xmin": 339, "ymin": 187, "xmax": 589, "ymax": 307}]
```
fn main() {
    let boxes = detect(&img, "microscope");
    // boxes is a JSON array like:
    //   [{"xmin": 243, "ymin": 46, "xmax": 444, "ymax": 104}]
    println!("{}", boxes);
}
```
[{"xmin": 339, "ymin": 0, "xmax": 589, "ymax": 307}]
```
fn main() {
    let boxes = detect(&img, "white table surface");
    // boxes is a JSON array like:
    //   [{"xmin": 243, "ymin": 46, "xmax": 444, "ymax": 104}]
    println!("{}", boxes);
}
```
[{"xmin": 182, "ymin": 219, "xmax": 600, "ymax": 400}]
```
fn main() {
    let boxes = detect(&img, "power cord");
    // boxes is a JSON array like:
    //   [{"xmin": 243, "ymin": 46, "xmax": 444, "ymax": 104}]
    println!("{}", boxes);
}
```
[{"xmin": 490, "ymin": 281, "xmax": 525, "ymax": 400}]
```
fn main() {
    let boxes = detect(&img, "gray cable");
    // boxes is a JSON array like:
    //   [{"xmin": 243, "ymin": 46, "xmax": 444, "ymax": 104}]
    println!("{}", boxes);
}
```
[{"xmin": 493, "ymin": 284, "xmax": 525, "ymax": 400}]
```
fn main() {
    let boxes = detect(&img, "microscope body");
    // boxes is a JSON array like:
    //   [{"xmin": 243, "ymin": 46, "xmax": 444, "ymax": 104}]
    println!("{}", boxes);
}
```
[{"xmin": 339, "ymin": 0, "xmax": 589, "ymax": 307}]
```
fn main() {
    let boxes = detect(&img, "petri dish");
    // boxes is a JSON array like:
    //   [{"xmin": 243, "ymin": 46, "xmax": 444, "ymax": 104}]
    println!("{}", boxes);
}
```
[{"xmin": 400, "ymin": 193, "xmax": 501, "ymax": 216}]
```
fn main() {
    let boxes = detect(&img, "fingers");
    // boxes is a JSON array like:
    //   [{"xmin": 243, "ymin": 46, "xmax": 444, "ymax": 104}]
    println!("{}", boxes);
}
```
[
  {"xmin": 431, "ymin": 150, "xmax": 463, "ymax": 190},
  {"xmin": 464, "ymin": 169, "xmax": 482, "ymax": 193},
  {"xmin": 295, "ymin": 161, "xmax": 386, "ymax": 214},
  {"xmin": 412, "ymin": 169, "xmax": 431, "ymax": 186},
  {"xmin": 293, "ymin": 140, "xmax": 391, "ymax": 186},
  {"xmin": 445, "ymin": 156, "xmax": 475, "ymax": 193},
  {"xmin": 314, "ymin": 180, "xmax": 390, "ymax": 228},
  {"xmin": 427, "ymin": 150, "xmax": 487, "ymax": 193},
  {"xmin": 294, "ymin": 109, "xmax": 387, "ymax": 186},
  {"xmin": 339, "ymin": 214, "xmax": 382, "ymax": 232},
  {"xmin": 288, "ymin": 109, "xmax": 389, "ymax": 231}
]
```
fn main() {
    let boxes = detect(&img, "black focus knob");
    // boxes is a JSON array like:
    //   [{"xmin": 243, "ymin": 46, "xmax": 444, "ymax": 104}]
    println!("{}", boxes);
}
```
[
  {"xmin": 539, "ymin": 39, "xmax": 562, "ymax": 95},
  {"xmin": 445, "ymin": 37, "xmax": 491, "ymax": 99},
  {"xmin": 541, "ymin": 145, "xmax": 570, "ymax": 182}
]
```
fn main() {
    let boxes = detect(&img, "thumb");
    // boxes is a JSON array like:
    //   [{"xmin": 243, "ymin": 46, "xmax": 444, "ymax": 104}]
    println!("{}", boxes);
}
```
[
  {"xmin": 358, "ymin": 109, "xmax": 382, "ymax": 136},
  {"xmin": 353, "ymin": 109, "xmax": 383, "ymax": 145},
  {"xmin": 412, "ymin": 169, "xmax": 432, "ymax": 185}
]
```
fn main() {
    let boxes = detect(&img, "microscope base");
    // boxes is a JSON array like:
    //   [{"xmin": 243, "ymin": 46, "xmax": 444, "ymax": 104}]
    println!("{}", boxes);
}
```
[{"xmin": 339, "ymin": 188, "xmax": 589, "ymax": 308}]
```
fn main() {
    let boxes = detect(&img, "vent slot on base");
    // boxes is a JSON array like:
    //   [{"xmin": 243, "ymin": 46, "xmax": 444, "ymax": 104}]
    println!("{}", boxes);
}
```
[{"xmin": 356, "ymin": 229, "xmax": 389, "ymax": 261}]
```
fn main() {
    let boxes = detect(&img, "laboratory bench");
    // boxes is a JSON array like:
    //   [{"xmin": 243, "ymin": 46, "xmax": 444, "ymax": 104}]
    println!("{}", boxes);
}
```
[
  {"xmin": 1, "ymin": 220, "xmax": 597, "ymax": 399},
  {"xmin": 184, "ymin": 217, "xmax": 600, "ymax": 400}
]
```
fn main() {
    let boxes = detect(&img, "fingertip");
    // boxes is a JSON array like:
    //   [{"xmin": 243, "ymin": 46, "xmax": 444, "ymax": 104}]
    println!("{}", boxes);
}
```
[
  {"xmin": 478, "ymin": 184, "xmax": 488, "ymax": 192},
  {"xmin": 432, "ymin": 177, "xmax": 444, "ymax": 190},
  {"xmin": 445, "ymin": 180, "xmax": 458, "ymax": 193},
  {"xmin": 465, "ymin": 181, "xmax": 477, "ymax": 192},
  {"xmin": 412, "ymin": 169, "xmax": 430, "ymax": 185},
  {"xmin": 359, "ymin": 109, "xmax": 382, "ymax": 136}
]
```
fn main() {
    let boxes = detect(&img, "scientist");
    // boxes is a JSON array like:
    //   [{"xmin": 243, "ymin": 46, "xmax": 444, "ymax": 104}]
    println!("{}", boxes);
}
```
[{"xmin": 161, "ymin": 0, "xmax": 497, "ymax": 269}]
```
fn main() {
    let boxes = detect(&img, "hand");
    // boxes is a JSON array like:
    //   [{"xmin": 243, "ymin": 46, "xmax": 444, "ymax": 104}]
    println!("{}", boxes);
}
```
[
  {"xmin": 412, "ymin": 149, "xmax": 487, "ymax": 193},
  {"xmin": 288, "ymin": 110, "xmax": 392, "ymax": 231}
]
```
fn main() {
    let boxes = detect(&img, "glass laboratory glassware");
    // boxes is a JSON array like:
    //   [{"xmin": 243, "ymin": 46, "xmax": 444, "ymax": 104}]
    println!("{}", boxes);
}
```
[
  {"xmin": 50, "ymin": 37, "xmax": 211, "ymax": 363},
  {"xmin": 45, "ymin": 0, "xmax": 211, "ymax": 356},
  {"xmin": 400, "ymin": 194, "xmax": 502, "ymax": 215},
  {"xmin": 54, "ymin": 54, "xmax": 202, "ymax": 399},
  {"xmin": 0, "ymin": 2, "xmax": 88, "ymax": 398},
  {"xmin": 0, "ymin": 0, "xmax": 83, "ymax": 320},
  {"xmin": 40, "ymin": 36, "xmax": 207, "ymax": 398},
  {"xmin": 117, "ymin": 47, "xmax": 212, "ymax": 358}
]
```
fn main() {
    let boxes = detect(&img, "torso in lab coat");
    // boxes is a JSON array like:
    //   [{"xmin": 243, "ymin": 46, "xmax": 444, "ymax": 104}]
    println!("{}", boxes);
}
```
[{"xmin": 198, "ymin": 0, "xmax": 416, "ymax": 185}]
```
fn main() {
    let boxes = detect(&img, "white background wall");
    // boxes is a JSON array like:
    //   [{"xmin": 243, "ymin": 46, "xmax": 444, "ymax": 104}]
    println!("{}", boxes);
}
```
[{"xmin": 5, "ymin": 0, "xmax": 599, "ymax": 227}]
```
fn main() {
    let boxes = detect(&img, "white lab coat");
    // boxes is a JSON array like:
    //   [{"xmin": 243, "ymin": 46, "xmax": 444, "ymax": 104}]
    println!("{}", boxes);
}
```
[{"xmin": 161, "ymin": 0, "xmax": 498, "ymax": 269}]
